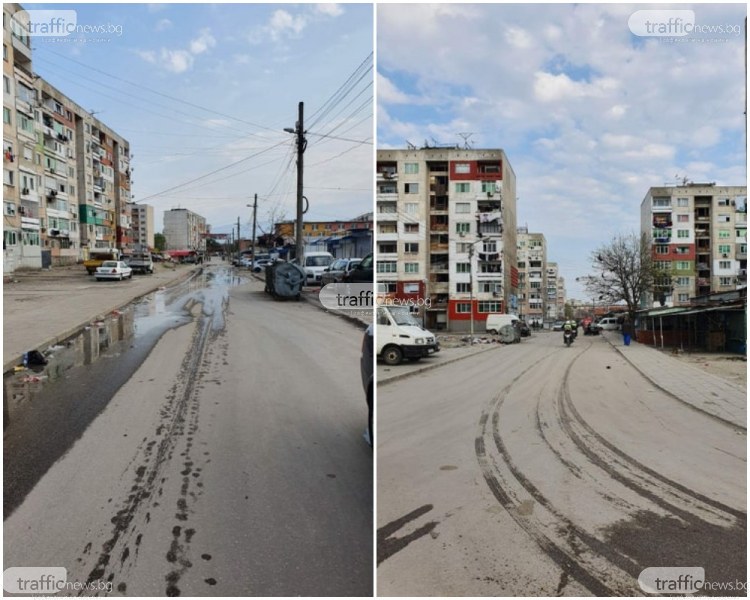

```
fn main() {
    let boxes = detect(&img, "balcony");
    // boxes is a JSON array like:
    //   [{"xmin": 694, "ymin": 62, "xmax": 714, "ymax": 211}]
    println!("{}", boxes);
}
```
[
  {"xmin": 429, "ymin": 261, "xmax": 449, "ymax": 273},
  {"xmin": 377, "ymin": 169, "xmax": 397, "ymax": 182},
  {"xmin": 377, "ymin": 192, "xmax": 398, "ymax": 203},
  {"xmin": 12, "ymin": 35, "xmax": 32, "ymax": 62},
  {"xmin": 736, "ymin": 245, "xmax": 747, "ymax": 260},
  {"xmin": 430, "ymin": 242, "xmax": 449, "ymax": 252},
  {"xmin": 429, "ymin": 283, "xmax": 449, "ymax": 295}
]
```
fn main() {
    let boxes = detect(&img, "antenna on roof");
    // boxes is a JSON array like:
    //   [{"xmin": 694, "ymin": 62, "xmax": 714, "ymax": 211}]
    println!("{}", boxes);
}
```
[{"xmin": 457, "ymin": 132, "xmax": 475, "ymax": 149}]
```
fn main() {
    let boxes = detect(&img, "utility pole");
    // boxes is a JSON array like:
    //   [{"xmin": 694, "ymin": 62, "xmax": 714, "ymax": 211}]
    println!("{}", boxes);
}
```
[
  {"xmin": 285, "ymin": 102, "xmax": 306, "ymax": 264},
  {"xmin": 236, "ymin": 216, "xmax": 241, "ymax": 261},
  {"xmin": 251, "ymin": 193, "xmax": 258, "ymax": 257}
]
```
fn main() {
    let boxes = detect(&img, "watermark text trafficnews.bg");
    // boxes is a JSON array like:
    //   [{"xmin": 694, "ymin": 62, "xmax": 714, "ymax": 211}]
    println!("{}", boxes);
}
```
[
  {"xmin": 4, "ymin": 567, "xmax": 113, "ymax": 595},
  {"xmin": 17, "ymin": 10, "xmax": 123, "ymax": 38},
  {"xmin": 318, "ymin": 284, "xmax": 432, "ymax": 312},
  {"xmin": 638, "ymin": 567, "xmax": 747, "ymax": 595}
]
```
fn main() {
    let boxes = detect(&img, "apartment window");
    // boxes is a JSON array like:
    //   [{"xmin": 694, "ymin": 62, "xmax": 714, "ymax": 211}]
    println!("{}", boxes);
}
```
[
  {"xmin": 4, "ymin": 230, "xmax": 18, "ymax": 246},
  {"xmin": 677, "ymin": 197, "xmax": 689, "ymax": 207},
  {"xmin": 3, "ymin": 75, "xmax": 9, "ymax": 94},
  {"xmin": 675, "ymin": 261, "xmax": 690, "ymax": 270},
  {"xmin": 717, "ymin": 214, "xmax": 731, "ymax": 223},
  {"xmin": 737, "ymin": 228, "xmax": 747, "ymax": 239},
  {"xmin": 3, "ymin": 169, "xmax": 14, "ymax": 186},
  {"xmin": 404, "ymin": 183, "xmax": 419, "ymax": 194},
  {"xmin": 478, "ymin": 301, "xmax": 501, "ymax": 313},
  {"xmin": 20, "ymin": 172, "xmax": 35, "ymax": 191},
  {"xmin": 654, "ymin": 260, "xmax": 671, "ymax": 270},
  {"xmin": 676, "ymin": 277, "xmax": 690, "ymax": 286},
  {"xmin": 718, "ymin": 244, "xmax": 731, "ymax": 255},
  {"xmin": 22, "ymin": 230, "xmax": 40, "ymax": 246},
  {"xmin": 403, "ymin": 283, "xmax": 420, "ymax": 294},
  {"xmin": 675, "ymin": 246, "xmax": 690, "ymax": 254},
  {"xmin": 678, "ymin": 293, "xmax": 689, "ymax": 302},
  {"xmin": 23, "ymin": 146, "xmax": 31, "ymax": 161},
  {"xmin": 677, "ymin": 214, "xmax": 689, "ymax": 222},
  {"xmin": 717, "ymin": 198, "xmax": 731, "ymax": 207},
  {"xmin": 655, "ymin": 245, "xmax": 669, "ymax": 254},
  {"xmin": 454, "ymin": 163, "xmax": 471, "ymax": 174},
  {"xmin": 456, "ymin": 242, "xmax": 472, "ymax": 253},
  {"xmin": 483, "ymin": 240, "xmax": 497, "ymax": 253},
  {"xmin": 455, "ymin": 182, "xmax": 470, "ymax": 193},
  {"xmin": 676, "ymin": 229, "xmax": 689, "ymax": 238},
  {"xmin": 456, "ymin": 283, "xmax": 471, "ymax": 293},
  {"xmin": 4, "ymin": 201, "xmax": 16, "ymax": 216},
  {"xmin": 652, "ymin": 197, "xmax": 671, "ymax": 208},
  {"xmin": 404, "ymin": 223, "xmax": 419, "ymax": 233},
  {"xmin": 3, "ymin": 107, "xmax": 10, "ymax": 125},
  {"xmin": 718, "ymin": 230, "xmax": 731, "ymax": 239},
  {"xmin": 719, "ymin": 260, "xmax": 731, "ymax": 269},
  {"xmin": 404, "ymin": 202, "xmax": 418, "ymax": 215},
  {"xmin": 377, "ymin": 261, "xmax": 397, "ymax": 273},
  {"xmin": 404, "ymin": 242, "xmax": 419, "ymax": 254},
  {"xmin": 404, "ymin": 263, "xmax": 419, "ymax": 274},
  {"xmin": 378, "ymin": 282, "xmax": 397, "ymax": 294},
  {"xmin": 481, "ymin": 181, "xmax": 498, "ymax": 194},
  {"xmin": 456, "ymin": 263, "xmax": 471, "ymax": 273},
  {"xmin": 719, "ymin": 277, "xmax": 733, "ymax": 286},
  {"xmin": 455, "ymin": 302, "xmax": 472, "ymax": 314},
  {"xmin": 18, "ymin": 114, "xmax": 34, "ymax": 135},
  {"xmin": 456, "ymin": 222, "xmax": 470, "ymax": 234},
  {"xmin": 455, "ymin": 202, "xmax": 471, "ymax": 213},
  {"xmin": 479, "ymin": 282, "xmax": 501, "ymax": 293},
  {"xmin": 378, "ymin": 242, "xmax": 397, "ymax": 254},
  {"xmin": 378, "ymin": 203, "xmax": 397, "ymax": 214},
  {"xmin": 403, "ymin": 163, "xmax": 419, "ymax": 174},
  {"xmin": 378, "ymin": 223, "xmax": 397, "ymax": 234},
  {"xmin": 379, "ymin": 183, "xmax": 397, "ymax": 194}
]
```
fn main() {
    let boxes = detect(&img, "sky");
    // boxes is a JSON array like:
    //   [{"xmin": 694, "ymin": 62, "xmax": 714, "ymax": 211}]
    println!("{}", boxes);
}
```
[
  {"xmin": 377, "ymin": 3, "xmax": 747, "ymax": 300},
  {"xmin": 27, "ymin": 3, "xmax": 373, "ymax": 238}
]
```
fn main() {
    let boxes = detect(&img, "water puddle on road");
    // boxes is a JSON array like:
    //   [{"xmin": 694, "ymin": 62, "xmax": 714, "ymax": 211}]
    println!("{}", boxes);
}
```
[{"xmin": 3, "ymin": 266, "xmax": 245, "ymax": 518}]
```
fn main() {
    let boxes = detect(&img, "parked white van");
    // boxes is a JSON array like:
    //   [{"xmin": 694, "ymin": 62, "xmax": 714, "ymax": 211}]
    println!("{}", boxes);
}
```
[
  {"xmin": 485, "ymin": 313, "xmax": 520, "ymax": 334},
  {"xmin": 376, "ymin": 306, "xmax": 439, "ymax": 365},
  {"xmin": 302, "ymin": 251, "xmax": 334, "ymax": 284},
  {"xmin": 596, "ymin": 317, "xmax": 620, "ymax": 330}
]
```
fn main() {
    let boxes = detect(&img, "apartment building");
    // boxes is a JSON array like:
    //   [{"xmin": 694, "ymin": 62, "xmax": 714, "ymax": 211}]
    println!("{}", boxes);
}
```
[
  {"xmin": 640, "ymin": 184, "xmax": 747, "ymax": 306},
  {"xmin": 3, "ymin": 3, "xmax": 40, "ymax": 272},
  {"xmin": 545, "ymin": 262, "xmax": 561, "ymax": 322},
  {"xmin": 131, "ymin": 203, "xmax": 154, "ymax": 251},
  {"xmin": 517, "ymin": 227, "xmax": 547, "ymax": 325},
  {"xmin": 163, "ymin": 208, "xmax": 207, "ymax": 253},
  {"xmin": 376, "ymin": 148, "xmax": 518, "ymax": 332},
  {"xmin": 3, "ymin": 4, "xmax": 132, "ymax": 272}
]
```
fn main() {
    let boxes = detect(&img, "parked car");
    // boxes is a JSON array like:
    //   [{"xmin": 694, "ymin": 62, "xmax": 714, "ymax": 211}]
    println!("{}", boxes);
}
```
[
  {"xmin": 252, "ymin": 258, "xmax": 273, "ymax": 272},
  {"xmin": 95, "ymin": 260, "xmax": 133, "ymax": 281},
  {"xmin": 360, "ymin": 324, "xmax": 373, "ymax": 447},
  {"xmin": 238, "ymin": 256, "xmax": 253, "ymax": 268},
  {"xmin": 343, "ymin": 253, "xmax": 373, "ymax": 283},
  {"xmin": 302, "ymin": 251, "xmax": 335, "ymax": 285},
  {"xmin": 321, "ymin": 258, "xmax": 362, "ymax": 286},
  {"xmin": 552, "ymin": 320, "xmax": 566, "ymax": 331},
  {"xmin": 596, "ymin": 317, "xmax": 621, "ymax": 331},
  {"xmin": 584, "ymin": 321, "xmax": 602, "ymax": 335}
]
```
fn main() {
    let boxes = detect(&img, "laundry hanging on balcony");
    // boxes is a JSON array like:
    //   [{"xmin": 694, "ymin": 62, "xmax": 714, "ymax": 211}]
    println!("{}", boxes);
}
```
[{"xmin": 478, "ymin": 211, "xmax": 502, "ymax": 223}]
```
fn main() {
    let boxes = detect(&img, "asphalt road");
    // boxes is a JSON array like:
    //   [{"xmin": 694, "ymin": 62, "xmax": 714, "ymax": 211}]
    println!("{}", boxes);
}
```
[
  {"xmin": 4, "ymin": 266, "xmax": 373, "ymax": 597},
  {"xmin": 377, "ymin": 334, "xmax": 746, "ymax": 596}
]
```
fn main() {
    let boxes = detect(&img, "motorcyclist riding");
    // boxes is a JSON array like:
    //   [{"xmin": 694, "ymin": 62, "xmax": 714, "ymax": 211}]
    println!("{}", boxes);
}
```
[{"xmin": 563, "ymin": 319, "xmax": 576, "ymax": 345}]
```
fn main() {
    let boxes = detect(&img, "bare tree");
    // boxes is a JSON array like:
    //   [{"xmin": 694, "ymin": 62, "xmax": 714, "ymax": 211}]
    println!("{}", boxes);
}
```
[{"xmin": 582, "ymin": 232, "xmax": 668, "ymax": 318}]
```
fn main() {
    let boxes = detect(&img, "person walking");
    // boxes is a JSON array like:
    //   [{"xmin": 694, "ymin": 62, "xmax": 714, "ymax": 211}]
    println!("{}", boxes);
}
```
[{"xmin": 622, "ymin": 316, "xmax": 635, "ymax": 346}]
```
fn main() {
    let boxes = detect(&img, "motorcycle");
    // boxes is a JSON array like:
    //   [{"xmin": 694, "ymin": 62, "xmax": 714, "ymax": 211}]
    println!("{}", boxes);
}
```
[{"xmin": 563, "ymin": 329, "xmax": 574, "ymax": 347}]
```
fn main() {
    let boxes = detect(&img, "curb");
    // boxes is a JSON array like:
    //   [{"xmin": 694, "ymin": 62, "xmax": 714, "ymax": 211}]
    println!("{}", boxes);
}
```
[
  {"xmin": 378, "ymin": 343, "xmax": 502, "ymax": 387},
  {"xmin": 3, "ymin": 267, "xmax": 200, "ymax": 374}
]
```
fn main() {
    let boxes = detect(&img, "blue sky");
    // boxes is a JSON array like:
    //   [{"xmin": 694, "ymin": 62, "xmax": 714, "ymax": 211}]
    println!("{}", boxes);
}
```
[
  {"xmin": 377, "ymin": 3, "xmax": 747, "ymax": 300},
  {"xmin": 27, "ymin": 3, "xmax": 373, "ymax": 237}
]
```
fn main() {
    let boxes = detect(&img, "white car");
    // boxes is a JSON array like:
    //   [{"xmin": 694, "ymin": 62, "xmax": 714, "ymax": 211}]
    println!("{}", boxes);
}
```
[{"xmin": 95, "ymin": 260, "xmax": 133, "ymax": 281}]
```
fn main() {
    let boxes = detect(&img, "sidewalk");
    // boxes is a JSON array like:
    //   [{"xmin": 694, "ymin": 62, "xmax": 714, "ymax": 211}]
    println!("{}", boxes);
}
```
[
  {"xmin": 600, "ymin": 331, "xmax": 746, "ymax": 429},
  {"xmin": 3, "ymin": 263, "xmax": 197, "ymax": 372}
]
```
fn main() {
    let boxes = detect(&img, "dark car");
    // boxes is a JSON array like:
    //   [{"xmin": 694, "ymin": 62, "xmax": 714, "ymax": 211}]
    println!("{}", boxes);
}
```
[
  {"xmin": 343, "ymin": 253, "xmax": 373, "ymax": 283},
  {"xmin": 360, "ymin": 324, "xmax": 373, "ymax": 447}
]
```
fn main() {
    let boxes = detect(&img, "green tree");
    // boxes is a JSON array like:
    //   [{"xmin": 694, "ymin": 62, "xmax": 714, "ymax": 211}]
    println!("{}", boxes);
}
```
[{"xmin": 154, "ymin": 232, "xmax": 166, "ymax": 252}]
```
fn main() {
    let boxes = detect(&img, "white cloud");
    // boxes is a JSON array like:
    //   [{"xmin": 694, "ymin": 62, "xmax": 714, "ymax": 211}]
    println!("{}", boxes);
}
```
[
  {"xmin": 159, "ymin": 49, "xmax": 193, "ymax": 73},
  {"xmin": 189, "ymin": 28, "xmax": 216, "ymax": 55},
  {"xmin": 268, "ymin": 9, "xmax": 307, "ymax": 41},
  {"xmin": 689, "ymin": 126, "xmax": 721, "ymax": 148},
  {"xmin": 378, "ymin": 73, "xmax": 412, "ymax": 105},
  {"xmin": 315, "ymin": 4, "xmax": 344, "ymax": 18},
  {"xmin": 505, "ymin": 26, "xmax": 533, "ymax": 49},
  {"xmin": 155, "ymin": 18, "xmax": 172, "ymax": 32},
  {"xmin": 136, "ymin": 50, "xmax": 157, "ymax": 64}
]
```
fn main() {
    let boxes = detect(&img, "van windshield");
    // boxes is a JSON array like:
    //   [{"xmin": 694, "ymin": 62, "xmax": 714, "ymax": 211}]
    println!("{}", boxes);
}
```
[
  {"xmin": 306, "ymin": 256, "xmax": 332, "ymax": 267},
  {"xmin": 389, "ymin": 307, "xmax": 421, "ymax": 327}
]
